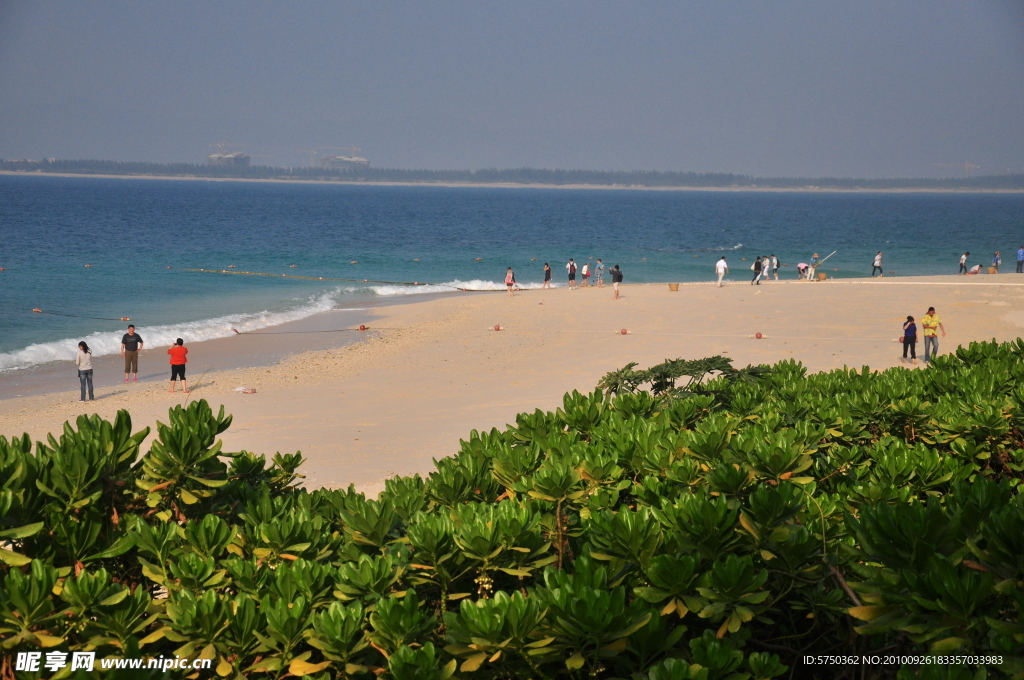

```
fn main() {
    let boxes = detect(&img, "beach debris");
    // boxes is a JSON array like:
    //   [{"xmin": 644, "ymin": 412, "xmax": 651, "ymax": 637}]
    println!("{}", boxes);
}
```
[
  {"xmin": 234, "ymin": 387, "xmax": 257, "ymax": 394},
  {"xmin": 232, "ymin": 328, "xmax": 240, "ymax": 334},
  {"xmin": 359, "ymin": 325, "xmax": 367, "ymax": 331},
  {"xmin": 493, "ymin": 325, "xmax": 502, "ymax": 331},
  {"xmin": 620, "ymin": 328, "xmax": 629, "ymax": 335},
  {"xmin": 754, "ymin": 333, "xmax": 765, "ymax": 339}
]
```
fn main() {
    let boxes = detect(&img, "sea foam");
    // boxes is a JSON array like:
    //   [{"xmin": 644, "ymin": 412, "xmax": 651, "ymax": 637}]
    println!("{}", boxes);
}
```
[{"xmin": 0, "ymin": 289, "xmax": 346, "ymax": 372}]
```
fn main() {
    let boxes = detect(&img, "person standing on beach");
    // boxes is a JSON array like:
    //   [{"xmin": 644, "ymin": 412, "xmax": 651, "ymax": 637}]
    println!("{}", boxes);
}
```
[
  {"xmin": 505, "ymin": 267, "xmax": 516, "ymax": 297},
  {"xmin": 921, "ymin": 306, "xmax": 945, "ymax": 363},
  {"xmin": 807, "ymin": 253, "xmax": 820, "ymax": 280},
  {"xmin": 595, "ymin": 259, "xmax": 605, "ymax": 288},
  {"xmin": 542, "ymin": 263, "xmax": 552, "ymax": 289},
  {"xmin": 901, "ymin": 316, "xmax": 917, "ymax": 364},
  {"xmin": 715, "ymin": 256, "xmax": 729, "ymax": 287},
  {"xmin": 75, "ymin": 341, "xmax": 94, "ymax": 401},
  {"xmin": 581, "ymin": 262, "xmax": 590, "ymax": 287},
  {"xmin": 771, "ymin": 254, "xmax": 779, "ymax": 280},
  {"xmin": 120, "ymin": 324, "xmax": 143, "ymax": 383},
  {"xmin": 611, "ymin": 265, "xmax": 623, "ymax": 299},
  {"xmin": 959, "ymin": 252, "xmax": 970, "ymax": 274},
  {"xmin": 167, "ymin": 338, "xmax": 189, "ymax": 393},
  {"xmin": 872, "ymin": 252, "xmax": 883, "ymax": 277},
  {"xmin": 1017, "ymin": 247, "xmax": 1024, "ymax": 274},
  {"xmin": 751, "ymin": 256, "xmax": 763, "ymax": 285},
  {"xmin": 566, "ymin": 259, "xmax": 577, "ymax": 289},
  {"xmin": 761, "ymin": 255, "xmax": 771, "ymax": 282},
  {"xmin": 993, "ymin": 252, "xmax": 1001, "ymax": 272}
]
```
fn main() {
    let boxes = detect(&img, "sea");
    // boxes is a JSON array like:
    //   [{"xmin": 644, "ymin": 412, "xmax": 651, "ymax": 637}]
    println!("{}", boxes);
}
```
[{"xmin": 1, "ymin": 174, "xmax": 1022, "ymax": 374}]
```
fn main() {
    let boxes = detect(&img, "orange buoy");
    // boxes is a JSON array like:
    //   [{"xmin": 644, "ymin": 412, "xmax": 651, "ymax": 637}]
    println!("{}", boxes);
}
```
[
  {"xmin": 290, "ymin": 265, "xmax": 297, "ymax": 268},
  {"xmin": 85, "ymin": 264, "xmax": 92, "ymax": 267},
  {"xmin": 475, "ymin": 258, "xmax": 483, "ymax": 261},
  {"xmin": 620, "ymin": 328, "xmax": 628, "ymax": 335},
  {"xmin": 414, "ymin": 258, "xmax": 420, "ymax": 261},
  {"xmin": 228, "ymin": 265, "xmax": 235, "ymax": 268},
  {"xmin": 166, "ymin": 266, "xmax": 172, "ymax": 269},
  {"xmin": 120, "ymin": 317, "xmax": 130, "ymax": 321},
  {"xmin": 351, "ymin": 260, "xmax": 358, "ymax": 264},
  {"xmin": 359, "ymin": 325, "xmax": 367, "ymax": 331},
  {"xmin": 33, "ymin": 308, "xmax": 42, "ymax": 313},
  {"xmin": 755, "ymin": 332, "xmax": 763, "ymax": 339},
  {"xmin": 494, "ymin": 325, "xmax": 502, "ymax": 331},
  {"xmin": 0, "ymin": 267, "xmax": 5, "ymax": 270}
]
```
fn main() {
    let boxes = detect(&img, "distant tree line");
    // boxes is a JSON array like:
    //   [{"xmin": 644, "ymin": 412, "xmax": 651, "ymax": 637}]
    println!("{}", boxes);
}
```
[{"xmin": 3, "ymin": 157, "xmax": 1023, "ymax": 189}]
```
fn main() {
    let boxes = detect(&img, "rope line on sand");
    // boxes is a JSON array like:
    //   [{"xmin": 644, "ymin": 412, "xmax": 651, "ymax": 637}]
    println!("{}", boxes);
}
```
[
  {"xmin": 178, "ymin": 268, "xmax": 503, "ymax": 292},
  {"xmin": 32, "ymin": 309, "xmax": 130, "ymax": 321},
  {"xmin": 233, "ymin": 327, "xmax": 399, "ymax": 335},
  {"xmin": 489, "ymin": 328, "xmax": 896, "ymax": 342}
]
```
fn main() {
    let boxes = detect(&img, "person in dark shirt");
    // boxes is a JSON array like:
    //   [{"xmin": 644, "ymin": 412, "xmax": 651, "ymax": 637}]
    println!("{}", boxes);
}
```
[
  {"xmin": 611, "ymin": 265, "xmax": 623, "ymax": 299},
  {"xmin": 120, "ymin": 324, "xmax": 144, "ymax": 383}
]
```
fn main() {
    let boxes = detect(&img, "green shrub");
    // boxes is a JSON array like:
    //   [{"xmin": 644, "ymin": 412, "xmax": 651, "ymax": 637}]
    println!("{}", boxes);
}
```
[{"xmin": 3, "ymin": 341, "xmax": 1024, "ymax": 678}]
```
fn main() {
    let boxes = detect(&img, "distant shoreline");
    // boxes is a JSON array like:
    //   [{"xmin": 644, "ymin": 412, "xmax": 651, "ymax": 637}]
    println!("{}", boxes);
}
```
[{"xmin": 3, "ymin": 170, "xmax": 1023, "ymax": 193}]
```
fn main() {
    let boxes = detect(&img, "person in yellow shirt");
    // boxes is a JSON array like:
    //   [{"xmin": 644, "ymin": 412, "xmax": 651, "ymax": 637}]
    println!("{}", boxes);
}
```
[{"xmin": 921, "ymin": 306, "xmax": 945, "ymax": 363}]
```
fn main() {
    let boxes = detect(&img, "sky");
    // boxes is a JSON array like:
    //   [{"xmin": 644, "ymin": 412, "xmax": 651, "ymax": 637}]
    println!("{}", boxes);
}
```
[{"xmin": 1, "ymin": 1, "xmax": 1022, "ymax": 177}]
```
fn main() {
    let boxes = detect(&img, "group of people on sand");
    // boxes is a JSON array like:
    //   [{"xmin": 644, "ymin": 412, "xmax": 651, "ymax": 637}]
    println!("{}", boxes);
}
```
[
  {"xmin": 899, "ymin": 306, "xmax": 946, "ymax": 365},
  {"xmin": 72, "ymin": 324, "xmax": 190, "ymax": 401},
  {"xmin": 959, "ymin": 248, "xmax": 1023, "ymax": 275},
  {"xmin": 506, "ymin": 259, "xmax": 624, "ymax": 299}
]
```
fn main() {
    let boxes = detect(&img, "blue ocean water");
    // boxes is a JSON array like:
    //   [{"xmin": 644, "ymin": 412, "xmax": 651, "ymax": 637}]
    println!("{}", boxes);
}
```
[{"xmin": 1, "ymin": 174, "xmax": 1021, "ymax": 371}]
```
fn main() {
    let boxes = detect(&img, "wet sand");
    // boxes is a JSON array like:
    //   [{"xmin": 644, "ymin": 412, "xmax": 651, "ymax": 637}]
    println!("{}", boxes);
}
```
[{"xmin": 1, "ymin": 274, "xmax": 1022, "ymax": 496}]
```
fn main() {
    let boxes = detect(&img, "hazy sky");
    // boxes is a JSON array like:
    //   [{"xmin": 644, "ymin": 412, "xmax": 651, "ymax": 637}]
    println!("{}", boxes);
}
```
[{"xmin": 1, "ymin": 1, "xmax": 1022, "ymax": 177}]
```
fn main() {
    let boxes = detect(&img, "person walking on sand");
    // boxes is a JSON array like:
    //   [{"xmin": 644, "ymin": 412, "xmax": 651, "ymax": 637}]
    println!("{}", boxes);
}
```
[
  {"xmin": 120, "ymin": 324, "xmax": 143, "ymax": 383},
  {"xmin": 595, "ymin": 259, "xmax": 605, "ymax": 288},
  {"xmin": 751, "ymin": 256, "xmax": 763, "ymax": 285},
  {"xmin": 542, "ymin": 263, "xmax": 552, "ymax": 289},
  {"xmin": 959, "ymin": 251, "xmax": 970, "ymax": 275},
  {"xmin": 505, "ymin": 267, "xmax": 516, "ymax": 297},
  {"xmin": 771, "ymin": 254, "xmax": 779, "ymax": 280},
  {"xmin": 761, "ymin": 255, "xmax": 770, "ymax": 282},
  {"xmin": 566, "ymin": 258, "xmax": 577, "ymax": 289},
  {"xmin": 901, "ymin": 316, "xmax": 917, "ymax": 364},
  {"xmin": 715, "ymin": 256, "xmax": 729, "ymax": 287},
  {"xmin": 611, "ymin": 264, "xmax": 623, "ymax": 299},
  {"xmin": 167, "ymin": 338, "xmax": 189, "ymax": 393},
  {"xmin": 581, "ymin": 262, "xmax": 590, "ymax": 287},
  {"xmin": 993, "ymin": 251, "xmax": 1001, "ymax": 273},
  {"xmin": 921, "ymin": 306, "xmax": 945, "ymax": 363},
  {"xmin": 1017, "ymin": 246, "xmax": 1024, "ymax": 274},
  {"xmin": 872, "ymin": 252, "xmax": 883, "ymax": 277},
  {"xmin": 75, "ymin": 341, "xmax": 94, "ymax": 401}
]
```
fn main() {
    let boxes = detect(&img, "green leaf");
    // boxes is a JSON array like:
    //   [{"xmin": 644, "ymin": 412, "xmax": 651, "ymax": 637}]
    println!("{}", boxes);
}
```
[{"xmin": 566, "ymin": 652, "xmax": 586, "ymax": 670}]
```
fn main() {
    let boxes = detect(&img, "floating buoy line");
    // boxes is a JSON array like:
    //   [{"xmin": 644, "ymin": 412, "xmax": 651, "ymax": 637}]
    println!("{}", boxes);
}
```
[{"xmin": 32, "ymin": 309, "xmax": 130, "ymax": 321}]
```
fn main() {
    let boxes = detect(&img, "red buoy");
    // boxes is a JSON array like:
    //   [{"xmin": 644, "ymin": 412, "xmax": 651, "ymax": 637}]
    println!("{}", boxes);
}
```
[
  {"xmin": 494, "ymin": 325, "xmax": 502, "ymax": 331},
  {"xmin": 359, "ymin": 325, "xmax": 367, "ymax": 331},
  {"xmin": 620, "ymin": 328, "xmax": 628, "ymax": 335},
  {"xmin": 120, "ymin": 317, "xmax": 131, "ymax": 321},
  {"xmin": 755, "ymin": 332, "xmax": 763, "ymax": 339}
]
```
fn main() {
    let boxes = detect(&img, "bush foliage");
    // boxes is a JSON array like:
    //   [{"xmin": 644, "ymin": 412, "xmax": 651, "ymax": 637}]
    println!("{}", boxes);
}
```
[{"xmin": 3, "ymin": 340, "xmax": 1024, "ymax": 679}]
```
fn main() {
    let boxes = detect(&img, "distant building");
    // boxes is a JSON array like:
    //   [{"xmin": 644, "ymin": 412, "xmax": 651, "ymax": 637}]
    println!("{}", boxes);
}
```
[
  {"xmin": 207, "ymin": 152, "xmax": 250, "ymax": 168},
  {"xmin": 319, "ymin": 155, "xmax": 369, "ymax": 171}
]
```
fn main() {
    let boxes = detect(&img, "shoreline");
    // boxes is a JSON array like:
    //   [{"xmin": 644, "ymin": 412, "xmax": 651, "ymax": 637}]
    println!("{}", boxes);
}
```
[
  {"xmin": 4, "ymin": 170, "xmax": 1023, "ymax": 193},
  {"xmin": 1, "ymin": 274, "xmax": 1022, "ymax": 497}
]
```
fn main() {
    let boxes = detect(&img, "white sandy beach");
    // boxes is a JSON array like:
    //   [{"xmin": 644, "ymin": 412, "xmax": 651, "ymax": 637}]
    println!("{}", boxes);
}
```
[{"xmin": 2, "ymin": 275, "xmax": 1022, "ymax": 496}]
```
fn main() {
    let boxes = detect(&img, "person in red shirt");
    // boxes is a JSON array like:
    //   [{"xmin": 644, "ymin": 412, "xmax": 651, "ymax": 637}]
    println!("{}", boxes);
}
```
[{"xmin": 167, "ymin": 338, "xmax": 189, "ymax": 393}]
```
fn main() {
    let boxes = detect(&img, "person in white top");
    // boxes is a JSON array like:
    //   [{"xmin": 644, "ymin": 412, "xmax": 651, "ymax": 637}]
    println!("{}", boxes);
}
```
[
  {"xmin": 75, "ymin": 341, "xmax": 94, "ymax": 401},
  {"xmin": 566, "ymin": 259, "xmax": 578, "ymax": 289},
  {"xmin": 770, "ymin": 255, "xmax": 779, "ymax": 280},
  {"xmin": 959, "ymin": 252, "xmax": 970, "ymax": 275},
  {"xmin": 872, "ymin": 251, "xmax": 883, "ymax": 277},
  {"xmin": 715, "ymin": 257, "xmax": 729, "ymax": 287}
]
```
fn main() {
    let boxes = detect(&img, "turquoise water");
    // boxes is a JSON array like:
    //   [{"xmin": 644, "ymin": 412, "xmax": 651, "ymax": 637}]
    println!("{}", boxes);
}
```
[{"xmin": 1, "ymin": 174, "xmax": 1021, "ymax": 370}]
